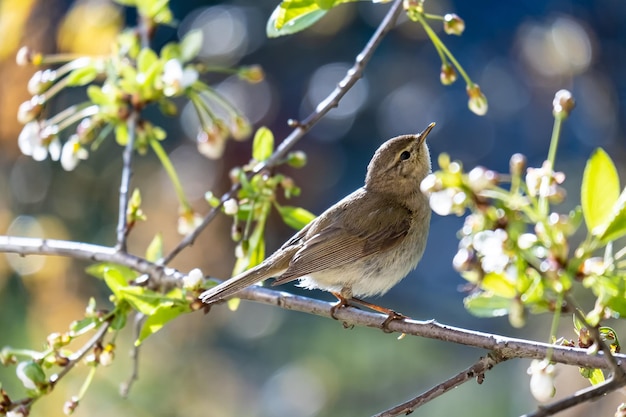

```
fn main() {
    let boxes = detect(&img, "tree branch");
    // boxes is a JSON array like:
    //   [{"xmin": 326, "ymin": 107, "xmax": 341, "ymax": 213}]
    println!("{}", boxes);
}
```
[
  {"xmin": 161, "ymin": 0, "xmax": 406, "ymax": 265},
  {"xmin": 0, "ymin": 236, "xmax": 185, "ymax": 285},
  {"xmin": 115, "ymin": 112, "xmax": 137, "ymax": 252},
  {"xmin": 373, "ymin": 352, "xmax": 507, "ymax": 417},
  {"xmin": 235, "ymin": 285, "xmax": 626, "ymax": 371}
]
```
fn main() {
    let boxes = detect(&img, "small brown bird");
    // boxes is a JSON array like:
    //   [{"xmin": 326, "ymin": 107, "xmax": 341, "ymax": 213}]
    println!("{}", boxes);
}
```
[{"xmin": 200, "ymin": 123, "xmax": 435, "ymax": 322}]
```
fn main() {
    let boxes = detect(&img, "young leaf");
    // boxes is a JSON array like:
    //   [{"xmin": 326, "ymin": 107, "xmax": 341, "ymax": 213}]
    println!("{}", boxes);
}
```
[
  {"xmin": 276, "ymin": 205, "xmax": 316, "ymax": 230},
  {"xmin": 136, "ymin": 304, "xmax": 189, "ymax": 345},
  {"xmin": 596, "ymin": 188, "xmax": 626, "ymax": 244},
  {"xmin": 137, "ymin": 48, "xmax": 159, "ymax": 75},
  {"xmin": 104, "ymin": 267, "xmax": 128, "ymax": 299},
  {"xmin": 118, "ymin": 286, "xmax": 167, "ymax": 315},
  {"xmin": 146, "ymin": 233, "xmax": 163, "ymax": 262},
  {"xmin": 463, "ymin": 292, "xmax": 510, "ymax": 317},
  {"xmin": 86, "ymin": 262, "xmax": 137, "ymax": 281},
  {"xmin": 582, "ymin": 148, "xmax": 620, "ymax": 232},
  {"xmin": 180, "ymin": 29, "xmax": 203, "ymax": 63},
  {"xmin": 267, "ymin": 7, "xmax": 327, "ymax": 38},
  {"xmin": 252, "ymin": 127, "xmax": 274, "ymax": 162},
  {"xmin": 65, "ymin": 65, "xmax": 98, "ymax": 87}
]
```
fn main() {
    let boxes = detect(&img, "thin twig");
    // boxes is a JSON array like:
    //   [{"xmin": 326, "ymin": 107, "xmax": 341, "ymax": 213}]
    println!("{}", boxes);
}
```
[
  {"xmin": 120, "ymin": 313, "xmax": 145, "ymax": 397},
  {"xmin": 521, "ymin": 376, "xmax": 626, "ymax": 417},
  {"xmin": 116, "ymin": 113, "xmax": 138, "ymax": 252},
  {"xmin": 0, "ymin": 236, "xmax": 185, "ymax": 285},
  {"xmin": 161, "ymin": 0, "xmax": 406, "ymax": 265},
  {"xmin": 373, "ymin": 352, "xmax": 507, "ymax": 417},
  {"xmin": 50, "ymin": 321, "xmax": 111, "ymax": 384}
]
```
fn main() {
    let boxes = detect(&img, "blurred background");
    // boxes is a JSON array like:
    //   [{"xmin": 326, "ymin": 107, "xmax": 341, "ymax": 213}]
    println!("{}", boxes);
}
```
[{"xmin": 1, "ymin": 0, "xmax": 625, "ymax": 416}]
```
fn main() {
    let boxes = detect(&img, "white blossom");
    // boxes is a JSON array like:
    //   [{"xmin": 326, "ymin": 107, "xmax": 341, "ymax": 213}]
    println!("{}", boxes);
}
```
[
  {"xmin": 473, "ymin": 229, "xmax": 509, "ymax": 273},
  {"xmin": 162, "ymin": 59, "xmax": 198, "ymax": 96},
  {"xmin": 177, "ymin": 211, "xmax": 203, "ymax": 235},
  {"xmin": 183, "ymin": 268, "xmax": 204, "ymax": 290},
  {"xmin": 60, "ymin": 135, "xmax": 88, "ymax": 171},
  {"xmin": 223, "ymin": 198, "xmax": 239, "ymax": 215},
  {"xmin": 18, "ymin": 122, "xmax": 60, "ymax": 162},
  {"xmin": 528, "ymin": 359, "xmax": 556, "ymax": 402}
]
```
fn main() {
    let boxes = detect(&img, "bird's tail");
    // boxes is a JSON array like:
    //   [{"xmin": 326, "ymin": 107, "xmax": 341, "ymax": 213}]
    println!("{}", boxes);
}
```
[{"xmin": 199, "ymin": 262, "xmax": 279, "ymax": 304}]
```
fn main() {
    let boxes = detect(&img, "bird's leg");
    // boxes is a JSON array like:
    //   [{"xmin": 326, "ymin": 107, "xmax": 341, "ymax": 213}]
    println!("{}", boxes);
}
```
[
  {"xmin": 349, "ymin": 297, "xmax": 408, "ymax": 332},
  {"xmin": 330, "ymin": 292, "xmax": 353, "ymax": 320}
]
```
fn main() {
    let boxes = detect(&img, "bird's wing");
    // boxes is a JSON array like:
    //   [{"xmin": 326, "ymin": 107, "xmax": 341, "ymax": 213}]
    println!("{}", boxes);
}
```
[{"xmin": 272, "ymin": 205, "xmax": 411, "ymax": 285}]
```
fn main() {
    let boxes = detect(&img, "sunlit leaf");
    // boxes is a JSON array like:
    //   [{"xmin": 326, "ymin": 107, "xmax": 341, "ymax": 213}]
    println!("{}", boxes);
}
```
[
  {"xmin": 137, "ymin": 48, "xmax": 159, "ymax": 74},
  {"xmin": 464, "ymin": 292, "xmax": 510, "ymax": 317},
  {"xmin": 65, "ymin": 65, "xmax": 98, "ymax": 86},
  {"xmin": 103, "ymin": 267, "xmax": 128, "ymax": 299},
  {"xmin": 145, "ymin": 233, "xmax": 163, "ymax": 262},
  {"xmin": 136, "ymin": 304, "xmax": 189, "ymax": 345},
  {"xmin": 582, "ymin": 148, "xmax": 620, "ymax": 232},
  {"xmin": 252, "ymin": 127, "xmax": 274, "ymax": 162},
  {"xmin": 276, "ymin": 205, "xmax": 316, "ymax": 230},
  {"xmin": 180, "ymin": 29, "xmax": 203, "ymax": 62},
  {"xmin": 481, "ymin": 273, "xmax": 516, "ymax": 298},
  {"xmin": 596, "ymin": 188, "xmax": 626, "ymax": 244},
  {"xmin": 86, "ymin": 263, "xmax": 137, "ymax": 281},
  {"xmin": 267, "ymin": 7, "xmax": 327, "ymax": 38},
  {"xmin": 580, "ymin": 368, "xmax": 605, "ymax": 385}
]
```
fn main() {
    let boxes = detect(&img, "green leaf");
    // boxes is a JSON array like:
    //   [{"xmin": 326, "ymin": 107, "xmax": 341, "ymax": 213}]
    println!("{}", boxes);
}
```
[
  {"xmin": 276, "ymin": 205, "xmax": 316, "ymax": 230},
  {"xmin": 136, "ymin": 304, "xmax": 189, "ymax": 345},
  {"xmin": 267, "ymin": 7, "xmax": 327, "ymax": 38},
  {"xmin": 266, "ymin": 0, "xmax": 358, "ymax": 37},
  {"xmin": 118, "ymin": 287, "xmax": 167, "ymax": 315},
  {"xmin": 582, "ymin": 148, "xmax": 620, "ymax": 232},
  {"xmin": 481, "ymin": 273, "xmax": 516, "ymax": 298},
  {"xmin": 66, "ymin": 64, "xmax": 98, "ymax": 87},
  {"xmin": 464, "ymin": 292, "xmax": 510, "ymax": 317},
  {"xmin": 585, "ymin": 368, "xmax": 605, "ymax": 385},
  {"xmin": 252, "ymin": 127, "xmax": 274, "ymax": 161},
  {"xmin": 69, "ymin": 317, "xmax": 97, "ymax": 337},
  {"xmin": 145, "ymin": 233, "xmax": 163, "ymax": 262},
  {"xmin": 113, "ymin": 0, "xmax": 136, "ymax": 5},
  {"xmin": 103, "ymin": 267, "xmax": 128, "ymax": 299},
  {"xmin": 596, "ymin": 188, "xmax": 626, "ymax": 243},
  {"xmin": 137, "ymin": 48, "xmax": 159, "ymax": 75},
  {"xmin": 180, "ymin": 29, "xmax": 203, "ymax": 62},
  {"xmin": 86, "ymin": 263, "xmax": 137, "ymax": 281},
  {"xmin": 115, "ymin": 122, "xmax": 129, "ymax": 145},
  {"xmin": 160, "ymin": 42, "xmax": 181, "ymax": 61}
]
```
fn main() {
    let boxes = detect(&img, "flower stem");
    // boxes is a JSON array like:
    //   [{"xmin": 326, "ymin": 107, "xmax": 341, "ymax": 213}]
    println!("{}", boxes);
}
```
[{"xmin": 149, "ymin": 139, "xmax": 190, "ymax": 211}]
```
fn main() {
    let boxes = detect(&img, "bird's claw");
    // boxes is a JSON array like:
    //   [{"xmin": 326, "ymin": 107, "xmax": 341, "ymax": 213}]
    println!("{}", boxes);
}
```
[{"xmin": 381, "ymin": 311, "xmax": 407, "ymax": 333}]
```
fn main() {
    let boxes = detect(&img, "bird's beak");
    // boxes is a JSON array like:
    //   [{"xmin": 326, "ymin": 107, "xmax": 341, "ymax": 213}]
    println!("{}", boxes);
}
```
[{"xmin": 417, "ymin": 122, "xmax": 436, "ymax": 145}]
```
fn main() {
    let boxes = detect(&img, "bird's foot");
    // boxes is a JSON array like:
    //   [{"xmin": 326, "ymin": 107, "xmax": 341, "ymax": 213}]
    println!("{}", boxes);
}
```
[
  {"xmin": 348, "ymin": 296, "xmax": 408, "ymax": 333},
  {"xmin": 380, "ymin": 310, "xmax": 408, "ymax": 333},
  {"xmin": 330, "ymin": 292, "xmax": 352, "ymax": 320}
]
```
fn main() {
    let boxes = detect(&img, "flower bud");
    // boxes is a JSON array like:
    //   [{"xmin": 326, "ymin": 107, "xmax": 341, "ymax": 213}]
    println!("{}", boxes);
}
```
[
  {"xmin": 467, "ymin": 166, "xmax": 498, "ymax": 192},
  {"xmin": 443, "ymin": 13, "xmax": 465, "ymax": 35},
  {"xmin": 287, "ymin": 150, "xmax": 307, "ymax": 168},
  {"xmin": 527, "ymin": 359, "xmax": 556, "ymax": 403},
  {"xmin": 509, "ymin": 153, "xmax": 526, "ymax": 176},
  {"xmin": 467, "ymin": 84, "xmax": 488, "ymax": 116},
  {"xmin": 552, "ymin": 89, "xmax": 575, "ymax": 118},
  {"xmin": 238, "ymin": 65, "xmax": 264, "ymax": 83},
  {"xmin": 439, "ymin": 62, "xmax": 457, "ymax": 85},
  {"xmin": 28, "ymin": 69, "xmax": 56, "ymax": 95},
  {"xmin": 183, "ymin": 268, "xmax": 204, "ymax": 290},
  {"xmin": 231, "ymin": 115, "xmax": 252, "ymax": 141},
  {"xmin": 63, "ymin": 396, "xmax": 79, "ymax": 415},
  {"xmin": 17, "ymin": 97, "xmax": 44, "ymax": 124},
  {"xmin": 16, "ymin": 361, "xmax": 47, "ymax": 390},
  {"xmin": 223, "ymin": 198, "xmax": 239, "ymax": 216}
]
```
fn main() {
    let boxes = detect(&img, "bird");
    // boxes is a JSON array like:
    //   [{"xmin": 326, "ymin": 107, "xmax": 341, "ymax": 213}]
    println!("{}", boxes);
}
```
[{"xmin": 200, "ymin": 123, "xmax": 435, "ymax": 324}]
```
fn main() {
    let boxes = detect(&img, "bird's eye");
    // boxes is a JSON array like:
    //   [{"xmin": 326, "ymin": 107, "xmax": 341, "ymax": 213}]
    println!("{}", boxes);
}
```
[{"xmin": 400, "ymin": 150, "xmax": 411, "ymax": 161}]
